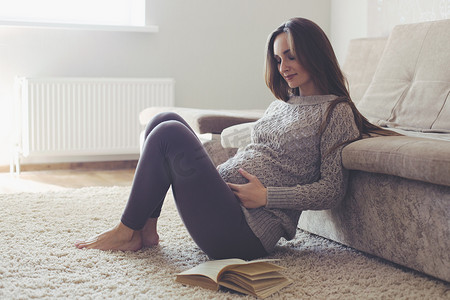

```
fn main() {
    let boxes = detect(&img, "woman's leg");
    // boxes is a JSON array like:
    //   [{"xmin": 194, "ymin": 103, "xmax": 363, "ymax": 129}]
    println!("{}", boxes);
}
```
[
  {"xmin": 75, "ymin": 112, "xmax": 193, "ymax": 251},
  {"xmin": 77, "ymin": 115, "xmax": 267, "ymax": 259},
  {"xmin": 125, "ymin": 111, "xmax": 199, "ymax": 229},
  {"xmin": 124, "ymin": 119, "xmax": 267, "ymax": 259}
]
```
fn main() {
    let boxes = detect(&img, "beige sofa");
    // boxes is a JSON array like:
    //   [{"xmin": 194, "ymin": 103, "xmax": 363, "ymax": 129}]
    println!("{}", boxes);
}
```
[
  {"xmin": 139, "ymin": 19, "xmax": 450, "ymax": 282},
  {"xmin": 298, "ymin": 20, "xmax": 450, "ymax": 283}
]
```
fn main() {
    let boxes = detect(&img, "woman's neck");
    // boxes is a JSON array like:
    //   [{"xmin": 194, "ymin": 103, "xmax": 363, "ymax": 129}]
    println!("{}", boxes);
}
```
[{"xmin": 299, "ymin": 86, "xmax": 326, "ymax": 97}]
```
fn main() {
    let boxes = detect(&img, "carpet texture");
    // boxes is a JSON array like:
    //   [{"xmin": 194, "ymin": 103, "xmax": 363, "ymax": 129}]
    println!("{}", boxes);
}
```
[{"xmin": 0, "ymin": 186, "xmax": 448, "ymax": 299}]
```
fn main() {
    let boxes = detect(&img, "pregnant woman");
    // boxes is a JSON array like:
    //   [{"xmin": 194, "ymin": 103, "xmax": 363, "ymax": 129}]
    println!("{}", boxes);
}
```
[{"xmin": 75, "ymin": 17, "xmax": 391, "ymax": 260}]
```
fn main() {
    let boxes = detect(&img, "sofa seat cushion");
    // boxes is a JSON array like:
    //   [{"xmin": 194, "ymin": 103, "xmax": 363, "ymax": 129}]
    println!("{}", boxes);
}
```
[
  {"xmin": 356, "ymin": 19, "xmax": 450, "ymax": 133},
  {"xmin": 342, "ymin": 136, "xmax": 450, "ymax": 187},
  {"xmin": 139, "ymin": 106, "xmax": 264, "ymax": 134}
]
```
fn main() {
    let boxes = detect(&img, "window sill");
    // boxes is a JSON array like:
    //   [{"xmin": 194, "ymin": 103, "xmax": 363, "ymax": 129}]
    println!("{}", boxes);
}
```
[{"xmin": 0, "ymin": 20, "xmax": 159, "ymax": 33}]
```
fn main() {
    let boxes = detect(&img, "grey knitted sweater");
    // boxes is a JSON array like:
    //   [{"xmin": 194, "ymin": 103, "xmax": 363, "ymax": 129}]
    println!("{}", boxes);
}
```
[{"xmin": 217, "ymin": 94, "xmax": 360, "ymax": 253}]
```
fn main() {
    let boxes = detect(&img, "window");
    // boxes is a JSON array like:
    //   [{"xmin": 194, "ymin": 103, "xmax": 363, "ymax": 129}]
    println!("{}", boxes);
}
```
[{"xmin": 0, "ymin": 0, "xmax": 157, "ymax": 32}]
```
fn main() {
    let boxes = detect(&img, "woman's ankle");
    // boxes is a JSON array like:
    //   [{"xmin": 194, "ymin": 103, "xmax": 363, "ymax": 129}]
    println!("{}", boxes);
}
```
[
  {"xmin": 115, "ymin": 222, "xmax": 136, "ymax": 239},
  {"xmin": 142, "ymin": 218, "xmax": 160, "ymax": 247}
]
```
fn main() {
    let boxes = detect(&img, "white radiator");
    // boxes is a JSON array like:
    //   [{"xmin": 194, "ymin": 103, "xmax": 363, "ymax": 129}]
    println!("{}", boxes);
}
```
[{"xmin": 12, "ymin": 77, "xmax": 174, "ymax": 172}]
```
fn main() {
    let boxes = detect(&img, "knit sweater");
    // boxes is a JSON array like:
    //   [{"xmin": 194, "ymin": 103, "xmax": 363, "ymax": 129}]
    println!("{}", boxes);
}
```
[{"xmin": 217, "ymin": 94, "xmax": 360, "ymax": 253}]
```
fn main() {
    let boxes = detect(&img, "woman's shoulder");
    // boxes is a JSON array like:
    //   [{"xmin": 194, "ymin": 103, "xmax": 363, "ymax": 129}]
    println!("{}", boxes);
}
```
[
  {"xmin": 326, "ymin": 98, "xmax": 354, "ymax": 118},
  {"xmin": 323, "ymin": 99, "xmax": 360, "ymax": 138},
  {"xmin": 264, "ymin": 99, "xmax": 287, "ymax": 115}
]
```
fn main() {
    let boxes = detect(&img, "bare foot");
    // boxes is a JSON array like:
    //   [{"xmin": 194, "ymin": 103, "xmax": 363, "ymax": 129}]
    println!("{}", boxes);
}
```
[
  {"xmin": 141, "ymin": 218, "xmax": 160, "ymax": 248},
  {"xmin": 75, "ymin": 222, "xmax": 143, "ymax": 251}
]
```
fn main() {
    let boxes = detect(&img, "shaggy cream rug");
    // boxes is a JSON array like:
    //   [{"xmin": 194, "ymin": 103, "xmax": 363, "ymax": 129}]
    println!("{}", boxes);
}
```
[{"xmin": 0, "ymin": 186, "xmax": 448, "ymax": 299}]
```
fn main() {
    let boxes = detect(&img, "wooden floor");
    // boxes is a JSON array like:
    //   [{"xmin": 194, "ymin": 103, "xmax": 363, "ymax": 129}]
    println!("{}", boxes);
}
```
[{"xmin": 0, "ymin": 168, "xmax": 135, "ymax": 194}]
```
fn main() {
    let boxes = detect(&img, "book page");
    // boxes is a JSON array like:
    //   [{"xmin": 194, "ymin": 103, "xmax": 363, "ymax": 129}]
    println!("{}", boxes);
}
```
[
  {"xmin": 176, "ymin": 258, "xmax": 287, "ymax": 296},
  {"xmin": 220, "ymin": 275, "xmax": 293, "ymax": 299},
  {"xmin": 175, "ymin": 274, "xmax": 219, "ymax": 291},
  {"xmin": 177, "ymin": 258, "xmax": 247, "ymax": 283},
  {"xmin": 229, "ymin": 261, "xmax": 284, "ymax": 276},
  {"xmin": 220, "ymin": 271, "xmax": 287, "ymax": 292},
  {"xmin": 254, "ymin": 277, "xmax": 293, "ymax": 299},
  {"xmin": 231, "ymin": 271, "xmax": 285, "ymax": 281}
]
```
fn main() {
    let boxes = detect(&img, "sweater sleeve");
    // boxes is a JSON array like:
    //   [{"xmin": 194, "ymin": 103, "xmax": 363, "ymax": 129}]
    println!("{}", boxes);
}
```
[{"xmin": 265, "ymin": 102, "xmax": 359, "ymax": 211}]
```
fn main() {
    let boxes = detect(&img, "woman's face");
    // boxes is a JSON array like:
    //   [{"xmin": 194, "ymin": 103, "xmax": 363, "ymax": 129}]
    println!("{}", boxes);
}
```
[{"xmin": 273, "ymin": 32, "xmax": 319, "ymax": 96}]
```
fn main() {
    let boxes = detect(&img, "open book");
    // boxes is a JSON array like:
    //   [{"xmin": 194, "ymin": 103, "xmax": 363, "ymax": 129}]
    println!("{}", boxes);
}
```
[{"xmin": 175, "ymin": 258, "xmax": 292, "ymax": 298}]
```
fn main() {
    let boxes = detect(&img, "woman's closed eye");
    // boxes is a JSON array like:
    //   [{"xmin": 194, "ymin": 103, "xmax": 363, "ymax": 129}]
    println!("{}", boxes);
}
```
[{"xmin": 274, "ymin": 54, "xmax": 296, "ymax": 65}]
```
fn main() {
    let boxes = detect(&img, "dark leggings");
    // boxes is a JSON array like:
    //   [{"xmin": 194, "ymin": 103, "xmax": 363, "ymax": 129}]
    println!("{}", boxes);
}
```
[{"xmin": 121, "ymin": 112, "xmax": 267, "ymax": 260}]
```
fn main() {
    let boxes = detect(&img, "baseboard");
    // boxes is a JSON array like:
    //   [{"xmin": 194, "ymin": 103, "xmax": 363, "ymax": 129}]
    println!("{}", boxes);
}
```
[{"xmin": 0, "ymin": 160, "xmax": 138, "ymax": 173}]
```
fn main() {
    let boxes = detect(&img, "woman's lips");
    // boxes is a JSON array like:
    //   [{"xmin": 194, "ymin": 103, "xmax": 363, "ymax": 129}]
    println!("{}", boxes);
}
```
[{"xmin": 284, "ymin": 74, "xmax": 296, "ymax": 81}]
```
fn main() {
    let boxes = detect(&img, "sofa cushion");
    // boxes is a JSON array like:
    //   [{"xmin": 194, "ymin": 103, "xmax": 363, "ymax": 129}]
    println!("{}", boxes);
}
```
[
  {"xmin": 341, "ymin": 37, "xmax": 387, "ymax": 105},
  {"xmin": 342, "ymin": 136, "xmax": 450, "ymax": 187},
  {"xmin": 356, "ymin": 19, "xmax": 450, "ymax": 133},
  {"xmin": 139, "ymin": 106, "xmax": 264, "ymax": 134},
  {"xmin": 220, "ymin": 121, "xmax": 256, "ymax": 149}
]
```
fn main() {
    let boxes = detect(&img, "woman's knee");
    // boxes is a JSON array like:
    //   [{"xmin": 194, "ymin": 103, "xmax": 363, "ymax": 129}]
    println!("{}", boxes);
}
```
[
  {"xmin": 145, "ymin": 120, "xmax": 192, "ymax": 146},
  {"xmin": 141, "ymin": 120, "xmax": 203, "ymax": 176},
  {"xmin": 144, "ymin": 112, "xmax": 184, "ymax": 138}
]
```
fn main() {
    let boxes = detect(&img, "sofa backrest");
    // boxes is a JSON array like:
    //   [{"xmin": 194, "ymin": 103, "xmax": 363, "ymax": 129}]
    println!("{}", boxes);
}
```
[
  {"xmin": 341, "ymin": 37, "xmax": 387, "ymax": 105},
  {"xmin": 356, "ymin": 19, "xmax": 450, "ymax": 133}
]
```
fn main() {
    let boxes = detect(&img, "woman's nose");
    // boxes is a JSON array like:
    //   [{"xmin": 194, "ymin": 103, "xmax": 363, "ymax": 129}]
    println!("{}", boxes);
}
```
[{"xmin": 279, "ymin": 60, "xmax": 289, "ymax": 73}]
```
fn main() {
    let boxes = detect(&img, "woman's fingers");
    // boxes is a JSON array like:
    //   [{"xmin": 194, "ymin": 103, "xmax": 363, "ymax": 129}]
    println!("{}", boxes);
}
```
[
  {"xmin": 227, "ymin": 182, "xmax": 238, "ymax": 191},
  {"xmin": 238, "ymin": 168, "xmax": 253, "ymax": 180}
]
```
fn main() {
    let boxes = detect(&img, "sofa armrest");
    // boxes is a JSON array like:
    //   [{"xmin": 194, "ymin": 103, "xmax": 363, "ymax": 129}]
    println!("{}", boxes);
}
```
[
  {"xmin": 139, "ymin": 106, "xmax": 263, "ymax": 134},
  {"xmin": 196, "ymin": 115, "xmax": 259, "ymax": 134}
]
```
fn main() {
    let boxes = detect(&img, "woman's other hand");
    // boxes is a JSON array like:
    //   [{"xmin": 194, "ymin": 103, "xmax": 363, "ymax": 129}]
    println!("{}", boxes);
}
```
[{"xmin": 227, "ymin": 168, "xmax": 267, "ymax": 208}]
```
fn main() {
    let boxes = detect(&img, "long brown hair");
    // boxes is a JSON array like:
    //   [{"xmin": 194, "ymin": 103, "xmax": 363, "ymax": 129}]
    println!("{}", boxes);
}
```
[{"xmin": 265, "ymin": 17, "xmax": 396, "ymax": 139}]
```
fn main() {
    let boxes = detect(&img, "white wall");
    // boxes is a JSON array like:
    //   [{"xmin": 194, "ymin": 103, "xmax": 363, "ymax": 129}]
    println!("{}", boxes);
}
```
[
  {"xmin": 367, "ymin": 0, "xmax": 450, "ymax": 36},
  {"xmin": 146, "ymin": 0, "xmax": 331, "ymax": 110},
  {"xmin": 0, "ymin": 0, "xmax": 331, "ymax": 166},
  {"xmin": 330, "ymin": 0, "xmax": 450, "ymax": 64},
  {"xmin": 330, "ymin": 0, "xmax": 368, "ymax": 64}
]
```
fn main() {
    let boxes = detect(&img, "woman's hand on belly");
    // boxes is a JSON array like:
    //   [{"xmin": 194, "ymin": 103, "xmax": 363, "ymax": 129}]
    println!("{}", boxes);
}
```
[{"xmin": 227, "ymin": 168, "xmax": 267, "ymax": 209}]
